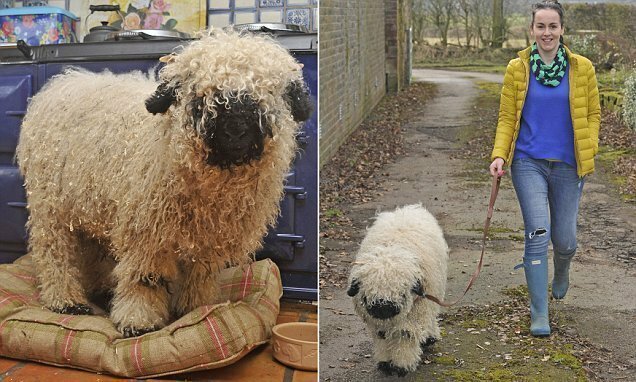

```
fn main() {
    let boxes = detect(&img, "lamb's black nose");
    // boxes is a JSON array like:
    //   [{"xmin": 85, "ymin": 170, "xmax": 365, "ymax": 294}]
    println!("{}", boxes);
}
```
[
  {"xmin": 223, "ymin": 127, "xmax": 248, "ymax": 140},
  {"xmin": 366, "ymin": 299, "xmax": 400, "ymax": 320}
]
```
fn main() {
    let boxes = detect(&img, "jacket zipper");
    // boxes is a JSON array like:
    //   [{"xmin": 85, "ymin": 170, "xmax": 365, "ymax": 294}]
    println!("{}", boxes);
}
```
[
  {"xmin": 567, "ymin": 55, "xmax": 583, "ymax": 177},
  {"xmin": 508, "ymin": 53, "xmax": 530, "ymax": 165}
]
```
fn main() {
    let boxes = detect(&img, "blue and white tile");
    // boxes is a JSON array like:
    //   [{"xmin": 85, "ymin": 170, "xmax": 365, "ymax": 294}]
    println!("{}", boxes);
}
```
[
  {"xmin": 288, "ymin": 0, "xmax": 309, "ymax": 5},
  {"xmin": 286, "ymin": 8, "xmax": 310, "ymax": 30},
  {"xmin": 259, "ymin": 0, "xmax": 283, "ymax": 7}
]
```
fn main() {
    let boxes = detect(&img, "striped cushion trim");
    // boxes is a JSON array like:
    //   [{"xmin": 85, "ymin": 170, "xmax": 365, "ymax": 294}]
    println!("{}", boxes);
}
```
[{"xmin": 0, "ymin": 255, "xmax": 282, "ymax": 378}]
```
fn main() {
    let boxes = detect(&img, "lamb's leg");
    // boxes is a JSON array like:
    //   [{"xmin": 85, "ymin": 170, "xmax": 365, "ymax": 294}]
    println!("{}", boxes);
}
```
[
  {"xmin": 30, "ymin": 222, "xmax": 93, "ymax": 315},
  {"xmin": 420, "ymin": 336, "xmax": 437, "ymax": 352},
  {"xmin": 379, "ymin": 328, "xmax": 422, "ymax": 377},
  {"xmin": 373, "ymin": 330, "xmax": 393, "ymax": 374},
  {"xmin": 419, "ymin": 304, "xmax": 442, "ymax": 345},
  {"xmin": 172, "ymin": 259, "xmax": 222, "ymax": 318},
  {"xmin": 109, "ymin": 253, "xmax": 177, "ymax": 337}
]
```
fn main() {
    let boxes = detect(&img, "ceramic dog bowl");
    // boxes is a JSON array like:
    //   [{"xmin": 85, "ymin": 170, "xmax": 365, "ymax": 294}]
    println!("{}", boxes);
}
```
[{"xmin": 271, "ymin": 322, "xmax": 318, "ymax": 371}]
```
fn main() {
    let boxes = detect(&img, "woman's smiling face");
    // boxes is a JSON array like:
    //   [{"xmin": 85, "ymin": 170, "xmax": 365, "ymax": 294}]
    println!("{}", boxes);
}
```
[{"xmin": 531, "ymin": 9, "xmax": 564, "ymax": 56}]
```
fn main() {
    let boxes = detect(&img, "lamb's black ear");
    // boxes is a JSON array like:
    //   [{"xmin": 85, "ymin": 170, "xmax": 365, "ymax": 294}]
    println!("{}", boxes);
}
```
[
  {"xmin": 412, "ymin": 280, "xmax": 425, "ymax": 297},
  {"xmin": 347, "ymin": 279, "xmax": 360, "ymax": 297},
  {"xmin": 283, "ymin": 79, "xmax": 313, "ymax": 122},
  {"xmin": 145, "ymin": 82, "xmax": 177, "ymax": 114}
]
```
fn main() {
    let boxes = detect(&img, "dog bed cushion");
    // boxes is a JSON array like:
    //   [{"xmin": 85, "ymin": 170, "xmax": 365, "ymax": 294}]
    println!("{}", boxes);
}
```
[{"xmin": 0, "ymin": 255, "xmax": 282, "ymax": 378}]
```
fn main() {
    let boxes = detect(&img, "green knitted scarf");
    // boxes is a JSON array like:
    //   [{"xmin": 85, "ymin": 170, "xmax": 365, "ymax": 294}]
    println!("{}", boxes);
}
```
[{"xmin": 530, "ymin": 42, "xmax": 568, "ymax": 87}]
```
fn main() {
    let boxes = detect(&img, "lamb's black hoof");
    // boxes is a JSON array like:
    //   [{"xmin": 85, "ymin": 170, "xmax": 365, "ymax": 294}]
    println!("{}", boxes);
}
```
[
  {"xmin": 378, "ymin": 361, "xmax": 408, "ymax": 377},
  {"xmin": 55, "ymin": 303, "xmax": 93, "ymax": 315},
  {"xmin": 122, "ymin": 326, "xmax": 157, "ymax": 338},
  {"xmin": 420, "ymin": 336, "xmax": 437, "ymax": 351}
]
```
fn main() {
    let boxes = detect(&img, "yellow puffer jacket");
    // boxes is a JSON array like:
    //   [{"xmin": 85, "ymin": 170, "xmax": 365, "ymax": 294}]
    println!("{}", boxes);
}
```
[{"xmin": 491, "ymin": 46, "xmax": 601, "ymax": 177}]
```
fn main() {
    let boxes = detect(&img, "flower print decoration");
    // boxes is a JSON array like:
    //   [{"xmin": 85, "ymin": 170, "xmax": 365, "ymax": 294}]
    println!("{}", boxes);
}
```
[
  {"xmin": 0, "ymin": 13, "xmax": 77, "ymax": 45},
  {"xmin": 111, "ymin": 0, "xmax": 178, "ymax": 31},
  {"xmin": 0, "ymin": 19, "xmax": 15, "ymax": 42}
]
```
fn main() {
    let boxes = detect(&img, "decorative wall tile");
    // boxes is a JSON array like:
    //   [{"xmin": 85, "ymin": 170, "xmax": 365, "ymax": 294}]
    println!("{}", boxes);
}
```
[
  {"xmin": 209, "ymin": 12, "xmax": 231, "ymax": 27},
  {"xmin": 235, "ymin": 0, "xmax": 256, "ymax": 8},
  {"xmin": 209, "ymin": 0, "xmax": 231, "ymax": 10},
  {"xmin": 235, "ymin": 10, "xmax": 256, "ymax": 24},
  {"xmin": 260, "ymin": 0, "xmax": 283, "ymax": 7},
  {"xmin": 286, "ymin": 8, "xmax": 309, "ymax": 29},
  {"xmin": 259, "ymin": 9, "xmax": 282, "ymax": 23},
  {"xmin": 207, "ymin": 0, "xmax": 317, "ymax": 31}
]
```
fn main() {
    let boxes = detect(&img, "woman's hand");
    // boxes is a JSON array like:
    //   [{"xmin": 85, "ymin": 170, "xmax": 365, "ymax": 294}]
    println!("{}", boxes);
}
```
[{"xmin": 489, "ymin": 157, "xmax": 505, "ymax": 177}]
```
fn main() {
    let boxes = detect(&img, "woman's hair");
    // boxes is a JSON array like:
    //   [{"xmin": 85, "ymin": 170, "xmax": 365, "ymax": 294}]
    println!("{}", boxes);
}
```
[
  {"xmin": 531, "ymin": 0, "xmax": 565, "ymax": 44},
  {"xmin": 531, "ymin": 0, "xmax": 565, "ymax": 27}
]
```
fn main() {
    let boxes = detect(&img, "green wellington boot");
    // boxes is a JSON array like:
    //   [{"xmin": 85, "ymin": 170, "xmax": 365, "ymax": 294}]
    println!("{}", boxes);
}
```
[
  {"xmin": 552, "ymin": 251, "xmax": 575, "ymax": 299},
  {"xmin": 518, "ymin": 255, "xmax": 551, "ymax": 337}
]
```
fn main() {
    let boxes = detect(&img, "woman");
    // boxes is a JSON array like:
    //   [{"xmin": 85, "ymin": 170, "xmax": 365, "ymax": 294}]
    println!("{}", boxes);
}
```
[{"xmin": 489, "ymin": 0, "xmax": 600, "ymax": 337}]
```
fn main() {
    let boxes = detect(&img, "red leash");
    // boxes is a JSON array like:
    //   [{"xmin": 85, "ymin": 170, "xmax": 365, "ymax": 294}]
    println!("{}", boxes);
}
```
[{"xmin": 424, "ymin": 174, "xmax": 502, "ymax": 307}]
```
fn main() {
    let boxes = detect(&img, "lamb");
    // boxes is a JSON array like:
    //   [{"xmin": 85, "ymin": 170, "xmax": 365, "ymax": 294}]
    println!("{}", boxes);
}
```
[
  {"xmin": 15, "ymin": 28, "xmax": 312, "ymax": 338},
  {"xmin": 347, "ymin": 204, "xmax": 449, "ymax": 377}
]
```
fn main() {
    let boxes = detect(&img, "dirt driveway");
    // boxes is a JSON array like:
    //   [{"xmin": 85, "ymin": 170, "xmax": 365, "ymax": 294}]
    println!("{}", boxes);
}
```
[{"xmin": 319, "ymin": 69, "xmax": 636, "ymax": 381}]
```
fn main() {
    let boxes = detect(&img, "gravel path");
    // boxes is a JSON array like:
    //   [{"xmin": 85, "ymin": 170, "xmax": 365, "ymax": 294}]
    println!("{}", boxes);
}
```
[{"xmin": 319, "ymin": 69, "xmax": 636, "ymax": 381}]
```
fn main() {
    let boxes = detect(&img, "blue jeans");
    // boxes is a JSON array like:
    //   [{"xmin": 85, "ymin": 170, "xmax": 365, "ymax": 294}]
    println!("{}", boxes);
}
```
[{"xmin": 511, "ymin": 158, "xmax": 584, "ymax": 260}]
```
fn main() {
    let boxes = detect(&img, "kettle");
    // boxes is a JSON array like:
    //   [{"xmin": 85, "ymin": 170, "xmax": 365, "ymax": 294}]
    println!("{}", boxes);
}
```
[{"xmin": 83, "ymin": 4, "xmax": 124, "ymax": 43}]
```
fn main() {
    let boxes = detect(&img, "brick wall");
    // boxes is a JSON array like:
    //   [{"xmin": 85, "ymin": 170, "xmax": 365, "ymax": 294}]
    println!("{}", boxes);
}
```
[
  {"xmin": 319, "ymin": 1, "xmax": 387, "ymax": 165},
  {"xmin": 319, "ymin": 0, "xmax": 412, "ymax": 165}
]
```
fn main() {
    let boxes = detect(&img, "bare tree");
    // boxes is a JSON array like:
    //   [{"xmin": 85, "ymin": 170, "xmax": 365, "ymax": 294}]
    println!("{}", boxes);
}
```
[
  {"xmin": 412, "ymin": 0, "xmax": 428, "ymax": 43},
  {"xmin": 473, "ymin": 0, "xmax": 491, "ymax": 48},
  {"xmin": 457, "ymin": 0, "xmax": 474, "ymax": 48},
  {"xmin": 491, "ymin": 0, "xmax": 505, "ymax": 47},
  {"xmin": 428, "ymin": 0, "xmax": 456, "ymax": 47}
]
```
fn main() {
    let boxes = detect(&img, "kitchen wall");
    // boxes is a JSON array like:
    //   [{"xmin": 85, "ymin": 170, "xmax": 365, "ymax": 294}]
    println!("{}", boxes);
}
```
[
  {"xmin": 208, "ymin": 0, "xmax": 318, "ymax": 31},
  {"xmin": 3, "ymin": 0, "xmax": 316, "ymax": 41}
]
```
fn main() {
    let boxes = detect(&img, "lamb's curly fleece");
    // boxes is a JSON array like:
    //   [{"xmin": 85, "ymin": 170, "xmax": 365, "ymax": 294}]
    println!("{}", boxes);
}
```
[
  {"xmin": 349, "ymin": 204, "xmax": 449, "ymax": 374},
  {"xmin": 16, "ymin": 28, "xmax": 304, "ymax": 333}
]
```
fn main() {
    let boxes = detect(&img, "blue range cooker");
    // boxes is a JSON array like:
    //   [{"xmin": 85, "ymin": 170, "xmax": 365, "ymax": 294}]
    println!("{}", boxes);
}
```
[{"xmin": 0, "ymin": 30, "xmax": 317, "ymax": 300}]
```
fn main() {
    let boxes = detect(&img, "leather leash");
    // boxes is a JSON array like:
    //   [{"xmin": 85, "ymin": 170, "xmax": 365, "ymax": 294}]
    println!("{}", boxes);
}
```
[{"xmin": 424, "ymin": 173, "xmax": 502, "ymax": 307}]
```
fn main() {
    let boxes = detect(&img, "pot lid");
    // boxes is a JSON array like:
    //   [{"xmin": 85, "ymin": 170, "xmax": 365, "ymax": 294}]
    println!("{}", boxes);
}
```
[
  {"xmin": 105, "ymin": 29, "xmax": 192, "ymax": 41},
  {"xmin": 234, "ymin": 23, "xmax": 309, "ymax": 34},
  {"xmin": 90, "ymin": 22, "xmax": 120, "ymax": 33}
]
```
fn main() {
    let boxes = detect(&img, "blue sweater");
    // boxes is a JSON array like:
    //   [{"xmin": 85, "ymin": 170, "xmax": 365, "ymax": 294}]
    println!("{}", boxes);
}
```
[{"xmin": 514, "ymin": 65, "xmax": 576, "ymax": 168}]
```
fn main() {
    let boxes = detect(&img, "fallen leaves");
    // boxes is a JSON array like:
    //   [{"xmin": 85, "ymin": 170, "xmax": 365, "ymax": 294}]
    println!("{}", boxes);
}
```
[{"xmin": 319, "ymin": 83, "xmax": 438, "ymax": 288}]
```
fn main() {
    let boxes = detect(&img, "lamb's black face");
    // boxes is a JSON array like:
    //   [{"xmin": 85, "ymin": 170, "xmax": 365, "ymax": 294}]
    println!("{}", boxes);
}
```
[
  {"xmin": 191, "ymin": 96, "xmax": 271, "ymax": 169},
  {"xmin": 347, "ymin": 278, "xmax": 427, "ymax": 321},
  {"xmin": 144, "ymin": 79, "xmax": 312, "ymax": 169},
  {"xmin": 364, "ymin": 297, "xmax": 401, "ymax": 320}
]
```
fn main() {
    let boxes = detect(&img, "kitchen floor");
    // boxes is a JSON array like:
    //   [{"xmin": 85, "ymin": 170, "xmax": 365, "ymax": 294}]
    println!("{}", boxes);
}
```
[{"xmin": 0, "ymin": 300, "xmax": 317, "ymax": 382}]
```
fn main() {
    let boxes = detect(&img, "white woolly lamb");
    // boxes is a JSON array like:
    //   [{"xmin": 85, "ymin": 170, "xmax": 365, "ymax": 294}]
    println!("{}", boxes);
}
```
[
  {"xmin": 347, "ymin": 204, "xmax": 448, "ymax": 377},
  {"xmin": 16, "ymin": 28, "xmax": 312, "ymax": 337}
]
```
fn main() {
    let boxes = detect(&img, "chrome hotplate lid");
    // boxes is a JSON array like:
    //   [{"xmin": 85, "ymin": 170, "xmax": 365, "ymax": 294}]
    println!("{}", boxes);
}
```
[{"xmin": 0, "ymin": 32, "xmax": 316, "ymax": 64}]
